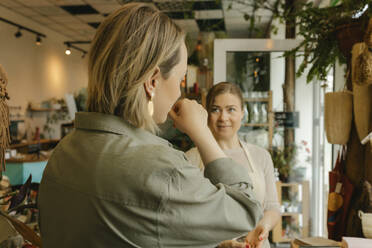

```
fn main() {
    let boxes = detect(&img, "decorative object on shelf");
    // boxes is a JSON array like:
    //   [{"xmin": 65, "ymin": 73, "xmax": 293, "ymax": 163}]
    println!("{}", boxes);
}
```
[
  {"xmin": 0, "ymin": 64, "xmax": 10, "ymax": 173},
  {"xmin": 39, "ymin": 98, "xmax": 70, "ymax": 139},
  {"xmin": 0, "ymin": 175, "xmax": 41, "ymax": 247},
  {"xmin": 240, "ymin": 91, "xmax": 273, "ymax": 149},
  {"xmin": 324, "ymin": 90, "xmax": 353, "ymax": 145},
  {"xmin": 269, "ymin": 139, "xmax": 311, "ymax": 183}
]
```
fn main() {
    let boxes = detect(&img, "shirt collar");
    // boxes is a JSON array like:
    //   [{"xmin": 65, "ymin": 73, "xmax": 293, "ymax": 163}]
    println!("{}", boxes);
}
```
[{"xmin": 74, "ymin": 112, "xmax": 171, "ymax": 147}]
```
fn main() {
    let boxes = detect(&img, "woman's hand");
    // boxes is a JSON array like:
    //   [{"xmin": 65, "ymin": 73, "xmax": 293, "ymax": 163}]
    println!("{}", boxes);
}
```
[
  {"xmin": 218, "ymin": 240, "xmax": 247, "ymax": 248},
  {"xmin": 168, "ymin": 99, "xmax": 208, "ymax": 139},
  {"xmin": 169, "ymin": 98, "xmax": 227, "ymax": 164},
  {"xmin": 245, "ymin": 224, "xmax": 270, "ymax": 248}
]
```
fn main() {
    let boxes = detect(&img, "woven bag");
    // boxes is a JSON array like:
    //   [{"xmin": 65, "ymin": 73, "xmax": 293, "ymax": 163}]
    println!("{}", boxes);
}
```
[{"xmin": 324, "ymin": 91, "xmax": 353, "ymax": 145}]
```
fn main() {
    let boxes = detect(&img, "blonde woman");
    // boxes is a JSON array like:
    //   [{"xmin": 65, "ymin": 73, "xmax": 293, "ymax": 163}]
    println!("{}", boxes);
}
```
[
  {"xmin": 38, "ymin": 3, "xmax": 262, "ymax": 248},
  {"xmin": 186, "ymin": 82, "xmax": 280, "ymax": 248}
]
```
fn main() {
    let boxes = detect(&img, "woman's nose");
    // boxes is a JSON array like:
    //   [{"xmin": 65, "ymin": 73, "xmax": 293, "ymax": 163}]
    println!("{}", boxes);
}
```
[{"xmin": 218, "ymin": 110, "xmax": 228, "ymax": 120}]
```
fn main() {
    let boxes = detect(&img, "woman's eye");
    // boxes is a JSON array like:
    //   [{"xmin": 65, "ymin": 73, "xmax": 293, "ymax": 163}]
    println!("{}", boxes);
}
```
[
  {"xmin": 210, "ymin": 108, "xmax": 219, "ymax": 113},
  {"xmin": 228, "ymin": 108, "xmax": 236, "ymax": 112}
]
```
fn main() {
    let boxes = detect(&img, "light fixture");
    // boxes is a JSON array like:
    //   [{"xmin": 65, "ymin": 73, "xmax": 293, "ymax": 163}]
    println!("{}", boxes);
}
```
[
  {"xmin": 14, "ymin": 28, "xmax": 22, "ymax": 38},
  {"xmin": 63, "ymin": 41, "xmax": 90, "ymax": 58},
  {"xmin": 0, "ymin": 17, "xmax": 46, "ymax": 42},
  {"xmin": 35, "ymin": 36, "xmax": 42, "ymax": 46},
  {"xmin": 65, "ymin": 44, "xmax": 71, "ymax": 55}
]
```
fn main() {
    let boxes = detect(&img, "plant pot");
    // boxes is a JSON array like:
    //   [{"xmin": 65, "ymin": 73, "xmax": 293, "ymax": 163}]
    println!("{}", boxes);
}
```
[{"xmin": 324, "ymin": 91, "xmax": 353, "ymax": 145}]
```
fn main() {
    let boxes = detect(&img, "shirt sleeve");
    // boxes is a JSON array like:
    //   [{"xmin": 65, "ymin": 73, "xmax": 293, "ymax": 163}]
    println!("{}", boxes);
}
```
[
  {"xmin": 158, "ymin": 149, "xmax": 263, "ymax": 247},
  {"xmin": 185, "ymin": 147, "xmax": 203, "ymax": 170},
  {"xmin": 262, "ymin": 150, "xmax": 281, "ymax": 212}
]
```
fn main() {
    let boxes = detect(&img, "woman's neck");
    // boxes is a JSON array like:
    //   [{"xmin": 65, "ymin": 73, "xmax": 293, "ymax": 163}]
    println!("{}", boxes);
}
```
[{"xmin": 216, "ymin": 135, "xmax": 241, "ymax": 150}]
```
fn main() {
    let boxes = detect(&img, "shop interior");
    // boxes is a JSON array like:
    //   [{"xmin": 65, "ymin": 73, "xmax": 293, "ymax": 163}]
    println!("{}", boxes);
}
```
[{"xmin": 0, "ymin": 0, "xmax": 371, "ymax": 247}]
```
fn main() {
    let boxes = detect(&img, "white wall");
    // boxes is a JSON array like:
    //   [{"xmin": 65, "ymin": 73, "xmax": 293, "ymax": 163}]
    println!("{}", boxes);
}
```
[{"xmin": 0, "ymin": 6, "xmax": 88, "ymax": 139}]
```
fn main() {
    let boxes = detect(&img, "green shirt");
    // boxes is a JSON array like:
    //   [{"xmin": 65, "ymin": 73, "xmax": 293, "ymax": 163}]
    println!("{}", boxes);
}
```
[{"xmin": 38, "ymin": 112, "xmax": 262, "ymax": 248}]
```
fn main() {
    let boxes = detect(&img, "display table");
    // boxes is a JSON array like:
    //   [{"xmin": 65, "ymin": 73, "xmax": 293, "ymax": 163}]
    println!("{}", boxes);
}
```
[{"xmin": 3, "ymin": 159, "xmax": 47, "ymax": 186}]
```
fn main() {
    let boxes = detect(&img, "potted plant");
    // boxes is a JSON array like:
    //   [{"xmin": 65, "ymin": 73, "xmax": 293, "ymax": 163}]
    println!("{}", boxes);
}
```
[{"xmin": 270, "ymin": 139, "xmax": 311, "ymax": 182}]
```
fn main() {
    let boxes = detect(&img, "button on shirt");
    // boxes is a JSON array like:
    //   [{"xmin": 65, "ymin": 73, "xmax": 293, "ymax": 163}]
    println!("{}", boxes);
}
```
[{"xmin": 38, "ymin": 112, "xmax": 263, "ymax": 248}]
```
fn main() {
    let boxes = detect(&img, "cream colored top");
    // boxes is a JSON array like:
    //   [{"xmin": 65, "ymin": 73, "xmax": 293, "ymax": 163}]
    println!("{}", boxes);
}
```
[{"xmin": 186, "ymin": 141, "xmax": 280, "ymax": 212}]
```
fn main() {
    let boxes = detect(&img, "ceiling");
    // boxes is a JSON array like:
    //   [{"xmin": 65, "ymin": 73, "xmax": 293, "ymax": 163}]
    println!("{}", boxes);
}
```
[{"xmin": 0, "ymin": 0, "xmax": 274, "ymax": 52}]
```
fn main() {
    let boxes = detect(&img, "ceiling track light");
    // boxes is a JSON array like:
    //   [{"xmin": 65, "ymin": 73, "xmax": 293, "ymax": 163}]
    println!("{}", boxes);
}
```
[
  {"xmin": 63, "ymin": 41, "xmax": 90, "ymax": 58},
  {"xmin": 0, "ymin": 17, "xmax": 46, "ymax": 42},
  {"xmin": 14, "ymin": 28, "xmax": 22, "ymax": 38},
  {"xmin": 65, "ymin": 43, "xmax": 71, "ymax": 55},
  {"xmin": 36, "ymin": 36, "xmax": 42, "ymax": 46}
]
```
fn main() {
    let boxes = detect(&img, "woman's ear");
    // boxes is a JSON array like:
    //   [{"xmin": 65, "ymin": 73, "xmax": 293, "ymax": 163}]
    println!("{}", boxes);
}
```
[{"xmin": 144, "ymin": 67, "xmax": 161, "ymax": 97}]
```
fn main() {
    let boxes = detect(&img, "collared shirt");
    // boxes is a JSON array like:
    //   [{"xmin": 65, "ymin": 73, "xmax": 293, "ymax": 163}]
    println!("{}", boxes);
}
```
[{"xmin": 38, "ymin": 112, "xmax": 262, "ymax": 248}]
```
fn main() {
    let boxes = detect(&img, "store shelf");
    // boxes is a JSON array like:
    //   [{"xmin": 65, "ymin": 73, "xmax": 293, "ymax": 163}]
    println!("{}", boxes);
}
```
[
  {"xmin": 27, "ymin": 107, "xmax": 61, "ymax": 112},
  {"xmin": 243, "ymin": 91, "xmax": 273, "ymax": 148},
  {"xmin": 272, "ymin": 181, "xmax": 309, "ymax": 243},
  {"xmin": 281, "ymin": 212, "xmax": 300, "ymax": 217},
  {"xmin": 243, "ymin": 97, "xmax": 270, "ymax": 102},
  {"xmin": 243, "ymin": 123, "xmax": 270, "ymax": 127}
]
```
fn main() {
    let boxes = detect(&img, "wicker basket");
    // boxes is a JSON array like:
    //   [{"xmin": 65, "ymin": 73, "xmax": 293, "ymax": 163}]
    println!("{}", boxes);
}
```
[
  {"xmin": 354, "ymin": 47, "xmax": 372, "ymax": 85},
  {"xmin": 359, "ymin": 210, "xmax": 372, "ymax": 238},
  {"xmin": 353, "ymin": 84, "xmax": 372, "ymax": 142},
  {"xmin": 324, "ymin": 91, "xmax": 353, "ymax": 145}
]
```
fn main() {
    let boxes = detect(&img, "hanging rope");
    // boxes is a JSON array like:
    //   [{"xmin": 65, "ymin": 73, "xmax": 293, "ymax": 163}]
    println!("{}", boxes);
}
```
[{"xmin": 0, "ymin": 64, "xmax": 10, "ymax": 173}]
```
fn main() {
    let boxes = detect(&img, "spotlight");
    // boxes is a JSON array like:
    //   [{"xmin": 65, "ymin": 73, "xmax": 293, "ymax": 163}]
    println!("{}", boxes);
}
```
[
  {"xmin": 36, "ymin": 36, "xmax": 42, "ymax": 45},
  {"xmin": 81, "ymin": 52, "xmax": 87, "ymax": 58},
  {"xmin": 14, "ymin": 29, "xmax": 22, "ymax": 38},
  {"xmin": 65, "ymin": 47, "xmax": 71, "ymax": 55}
]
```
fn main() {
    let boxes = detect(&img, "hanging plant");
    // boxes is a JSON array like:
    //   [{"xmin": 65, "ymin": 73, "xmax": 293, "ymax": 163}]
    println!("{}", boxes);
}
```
[{"xmin": 225, "ymin": 0, "xmax": 371, "ymax": 82}]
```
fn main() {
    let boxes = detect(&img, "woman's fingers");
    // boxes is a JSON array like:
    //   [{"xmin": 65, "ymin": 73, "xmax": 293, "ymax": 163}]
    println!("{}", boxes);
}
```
[{"xmin": 218, "ymin": 240, "xmax": 247, "ymax": 248}]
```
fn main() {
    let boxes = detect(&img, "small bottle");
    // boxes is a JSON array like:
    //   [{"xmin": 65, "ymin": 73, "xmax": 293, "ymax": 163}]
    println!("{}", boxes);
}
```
[
  {"xmin": 242, "ymin": 104, "xmax": 248, "ymax": 124},
  {"xmin": 252, "ymin": 103, "xmax": 260, "ymax": 124},
  {"xmin": 260, "ymin": 103, "xmax": 267, "ymax": 123}
]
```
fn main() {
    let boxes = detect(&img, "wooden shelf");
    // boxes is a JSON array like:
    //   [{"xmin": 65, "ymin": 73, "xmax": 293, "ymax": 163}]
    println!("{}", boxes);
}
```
[
  {"xmin": 27, "ymin": 107, "xmax": 60, "ymax": 112},
  {"xmin": 243, "ymin": 97, "xmax": 270, "ymax": 102},
  {"xmin": 243, "ymin": 123, "xmax": 269, "ymax": 127},
  {"xmin": 281, "ymin": 212, "xmax": 300, "ymax": 217},
  {"xmin": 272, "ymin": 181, "xmax": 310, "ymax": 243},
  {"xmin": 10, "ymin": 139, "xmax": 59, "ymax": 149},
  {"xmin": 280, "ymin": 182, "xmax": 304, "ymax": 187},
  {"xmin": 242, "ymin": 91, "xmax": 273, "ymax": 149}
]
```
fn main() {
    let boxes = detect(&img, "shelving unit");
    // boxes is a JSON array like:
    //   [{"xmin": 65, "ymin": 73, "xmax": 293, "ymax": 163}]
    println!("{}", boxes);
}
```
[
  {"xmin": 272, "ymin": 181, "xmax": 310, "ymax": 243},
  {"xmin": 242, "ymin": 90, "xmax": 273, "ymax": 149},
  {"xmin": 182, "ymin": 90, "xmax": 207, "ymax": 108}
]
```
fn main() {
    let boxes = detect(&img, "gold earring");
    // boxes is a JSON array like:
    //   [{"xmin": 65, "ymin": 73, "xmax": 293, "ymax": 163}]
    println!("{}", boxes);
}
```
[{"xmin": 148, "ymin": 92, "xmax": 154, "ymax": 116}]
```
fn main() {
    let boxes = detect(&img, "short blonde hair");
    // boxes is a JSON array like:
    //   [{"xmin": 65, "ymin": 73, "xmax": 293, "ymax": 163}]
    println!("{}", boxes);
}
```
[{"xmin": 87, "ymin": 3, "xmax": 184, "ymax": 133}]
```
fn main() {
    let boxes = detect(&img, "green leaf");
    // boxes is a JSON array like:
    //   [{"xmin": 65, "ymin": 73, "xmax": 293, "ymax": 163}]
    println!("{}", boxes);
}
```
[
  {"xmin": 330, "ymin": 0, "xmax": 341, "ymax": 7},
  {"xmin": 243, "ymin": 13, "xmax": 250, "ymax": 21}
]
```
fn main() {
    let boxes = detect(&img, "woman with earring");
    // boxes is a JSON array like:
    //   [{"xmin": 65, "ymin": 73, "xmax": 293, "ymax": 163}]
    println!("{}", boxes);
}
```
[
  {"xmin": 186, "ymin": 82, "xmax": 280, "ymax": 248},
  {"xmin": 38, "ymin": 3, "xmax": 262, "ymax": 248}
]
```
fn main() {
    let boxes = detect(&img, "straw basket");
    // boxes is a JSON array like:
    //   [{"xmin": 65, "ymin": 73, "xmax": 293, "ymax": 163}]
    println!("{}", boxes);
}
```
[
  {"xmin": 353, "ymin": 84, "xmax": 372, "ymax": 141},
  {"xmin": 324, "ymin": 91, "xmax": 353, "ymax": 145},
  {"xmin": 355, "ymin": 49, "xmax": 372, "ymax": 85},
  {"xmin": 352, "ymin": 43, "xmax": 372, "ymax": 142},
  {"xmin": 359, "ymin": 210, "xmax": 372, "ymax": 238}
]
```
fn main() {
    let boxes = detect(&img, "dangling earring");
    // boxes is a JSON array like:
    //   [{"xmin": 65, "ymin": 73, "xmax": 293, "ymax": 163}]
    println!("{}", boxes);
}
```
[{"xmin": 148, "ymin": 92, "xmax": 154, "ymax": 116}]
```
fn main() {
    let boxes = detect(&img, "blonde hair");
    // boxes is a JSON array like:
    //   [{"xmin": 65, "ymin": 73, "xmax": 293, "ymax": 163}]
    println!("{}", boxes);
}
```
[
  {"xmin": 206, "ymin": 82, "xmax": 244, "ymax": 112},
  {"xmin": 87, "ymin": 3, "xmax": 184, "ymax": 133}
]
